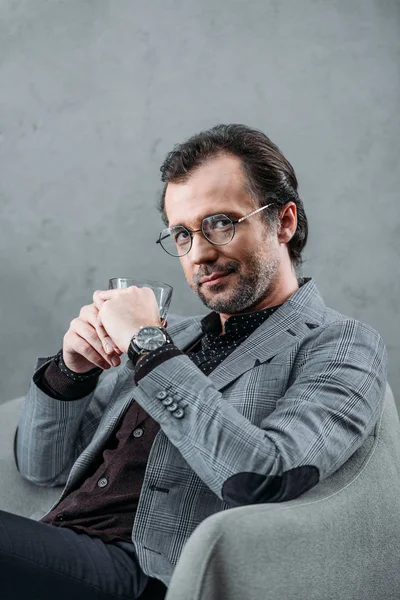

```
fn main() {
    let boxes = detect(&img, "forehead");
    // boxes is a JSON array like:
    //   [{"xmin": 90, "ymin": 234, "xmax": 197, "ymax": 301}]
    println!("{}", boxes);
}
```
[{"xmin": 164, "ymin": 154, "xmax": 255, "ymax": 227}]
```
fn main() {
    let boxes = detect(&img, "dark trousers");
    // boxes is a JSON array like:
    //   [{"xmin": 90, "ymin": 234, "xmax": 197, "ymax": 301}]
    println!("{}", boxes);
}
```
[{"xmin": 0, "ymin": 510, "xmax": 167, "ymax": 600}]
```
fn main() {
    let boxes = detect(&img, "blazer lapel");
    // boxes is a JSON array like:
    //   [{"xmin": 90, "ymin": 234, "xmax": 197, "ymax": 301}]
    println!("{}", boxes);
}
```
[
  {"xmin": 209, "ymin": 279, "xmax": 326, "ymax": 391},
  {"xmin": 167, "ymin": 317, "xmax": 204, "ymax": 351},
  {"xmin": 166, "ymin": 279, "xmax": 325, "ymax": 392},
  {"xmin": 208, "ymin": 308, "xmax": 313, "ymax": 391}
]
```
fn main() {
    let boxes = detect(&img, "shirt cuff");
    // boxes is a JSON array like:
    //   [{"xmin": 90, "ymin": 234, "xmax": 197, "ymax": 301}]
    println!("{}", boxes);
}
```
[
  {"xmin": 37, "ymin": 350, "xmax": 102, "ymax": 400},
  {"xmin": 134, "ymin": 344, "xmax": 184, "ymax": 384}
]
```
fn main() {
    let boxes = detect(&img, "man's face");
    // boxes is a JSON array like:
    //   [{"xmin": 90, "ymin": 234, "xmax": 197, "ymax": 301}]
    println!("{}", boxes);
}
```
[{"xmin": 164, "ymin": 154, "xmax": 281, "ymax": 315}]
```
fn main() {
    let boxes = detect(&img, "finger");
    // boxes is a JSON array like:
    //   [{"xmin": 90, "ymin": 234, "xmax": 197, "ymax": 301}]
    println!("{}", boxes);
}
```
[
  {"xmin": 70, "ymin": 333, "xmax": 115, "ymax": 370},
  {"xmin": 94, "ymin": 313, "xmax": 123, "ymax": 355},
  {"xmin": 92, "ymin": 312, "xmax": 116, "ymax": 353},
  {"xmin": 82, "ymin": 305, "xmax": 121, "ymax": 355},
  {"xmin": 101, "ymin": 330, "xmax": 122, "ymax": 355},
  {"xmin": 72, "ymin": 319, "xmax": 121, "ymax": 367},
  {"xmin": 98, "ymin": 289, "xmax": 123, "ymax": 301},
  {"xmin": 99, "ymin": 329, "xmax": 119, "ymax": 355},
  {"xmin": 72, "ymin": 318, "xmax": 111, "ymax": 362},
  {"xmin": 98, "ymin": 286, "xmax": 141, "ymax": 301},
  {"xmin": 93, "ymin": 290, "xmax": 108, "ymax": 311}
]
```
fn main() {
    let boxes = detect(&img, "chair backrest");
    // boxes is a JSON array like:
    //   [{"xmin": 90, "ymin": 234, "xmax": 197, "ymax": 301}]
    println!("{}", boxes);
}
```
[
  {"xmin": 297, "ymin": 383, "xmax": 400, "ymax": 503},
  {"xmin": 165, "ymin": 384, "xmax": 400, "ymax": 600}
]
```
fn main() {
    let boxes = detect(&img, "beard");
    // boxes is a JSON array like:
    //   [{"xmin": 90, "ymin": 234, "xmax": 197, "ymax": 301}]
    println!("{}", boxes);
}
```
[{"xmin": 190, "ymin": 249, "xmax": 280, "ymax": 314}]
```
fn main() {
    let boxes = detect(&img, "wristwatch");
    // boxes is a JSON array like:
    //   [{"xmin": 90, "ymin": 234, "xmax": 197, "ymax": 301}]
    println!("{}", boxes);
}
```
[{"xmin": 128, "ymin": 326, "xmax": 169, "ymax": 364}]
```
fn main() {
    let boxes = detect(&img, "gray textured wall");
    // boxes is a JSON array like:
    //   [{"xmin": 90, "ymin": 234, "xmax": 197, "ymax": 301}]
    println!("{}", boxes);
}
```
[{"xmin": 1, "ymin": 0, "xmax": 399, "ymax": 408}]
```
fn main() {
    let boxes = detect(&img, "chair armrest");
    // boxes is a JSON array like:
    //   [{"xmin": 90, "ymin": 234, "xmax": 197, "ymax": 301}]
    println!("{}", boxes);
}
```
[
  {"xmin": 166, "ymin": 386, "xmax": 400, "ymax": 600},
  {"xmin": 167, "ymin": 483, "xmax": 399, "ymax": 600},
  {"xmin": 0, "ymin": 398, "xmax": 62, "ymax": 518}
]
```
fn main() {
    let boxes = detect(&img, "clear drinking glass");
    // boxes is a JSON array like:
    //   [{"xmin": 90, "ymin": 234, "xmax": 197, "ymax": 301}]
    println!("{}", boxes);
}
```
[{"xmin": 108, "ymin": 278, "xmax": 173, "ymax": 326}]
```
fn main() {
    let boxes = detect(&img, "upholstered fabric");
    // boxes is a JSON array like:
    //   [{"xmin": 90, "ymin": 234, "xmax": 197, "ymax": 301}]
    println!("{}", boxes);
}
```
[
  {"xmin": 0, "ymin": 397, "xmax": 61, "ymax": 518},
  {"xmin": 165, "ymin": 385, "xmax": 400, "ymax": 600}
]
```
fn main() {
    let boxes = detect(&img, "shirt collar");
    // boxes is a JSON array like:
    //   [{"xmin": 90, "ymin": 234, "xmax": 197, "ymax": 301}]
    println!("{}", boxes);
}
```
[
  {"xmin": 200, "ymin": 277, "xmax": 310, "ymax": 336},
  {"xmin": 201, "ymin": 304, "xmax": 282, "ymax": 337}
]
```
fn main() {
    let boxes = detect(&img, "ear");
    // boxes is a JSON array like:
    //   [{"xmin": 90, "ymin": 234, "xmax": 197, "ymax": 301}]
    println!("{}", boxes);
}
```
[{"xmin": 278, "ymin": 202, "xmax": 297, "ymax": 244}]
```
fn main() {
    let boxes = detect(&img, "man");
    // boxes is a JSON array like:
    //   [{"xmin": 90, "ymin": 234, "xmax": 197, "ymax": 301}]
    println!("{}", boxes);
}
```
[{"xmin": 4, "ymin": 124, "xmax": 387, "ymax": 599}]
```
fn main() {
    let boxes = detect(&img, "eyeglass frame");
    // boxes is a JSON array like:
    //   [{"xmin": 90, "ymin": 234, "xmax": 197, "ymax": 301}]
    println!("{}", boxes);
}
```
[{"xmin": 156, "ymin": 202, "xmax": 275, "ymax": 257}]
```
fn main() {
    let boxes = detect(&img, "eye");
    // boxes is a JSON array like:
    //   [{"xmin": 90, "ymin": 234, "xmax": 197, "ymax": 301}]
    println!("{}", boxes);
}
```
[
  {"xmin": 173, "ymin": 228, "xmax": 191, "ymax": 245},
  {"xmin": 210, "ymin": 216, "xmax": 232, "ymax": 230}
]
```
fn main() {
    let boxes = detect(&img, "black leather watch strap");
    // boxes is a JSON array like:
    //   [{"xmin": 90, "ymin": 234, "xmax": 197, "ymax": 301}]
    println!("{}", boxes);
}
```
[{"xmin": 127, "ymin": 343, "xmax": 141, "ymax": 365}]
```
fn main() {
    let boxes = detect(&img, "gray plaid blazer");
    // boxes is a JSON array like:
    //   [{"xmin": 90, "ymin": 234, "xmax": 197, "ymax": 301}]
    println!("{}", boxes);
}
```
[{"xmin": 16, "ymin": 279, "xmax": 387, "ymax": 585}]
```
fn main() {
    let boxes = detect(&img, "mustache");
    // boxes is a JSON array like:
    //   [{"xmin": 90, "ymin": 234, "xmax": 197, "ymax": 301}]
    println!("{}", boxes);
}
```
[{"xmin": 193, "ymin": 262, "xmax": 239, "ymax": 285}]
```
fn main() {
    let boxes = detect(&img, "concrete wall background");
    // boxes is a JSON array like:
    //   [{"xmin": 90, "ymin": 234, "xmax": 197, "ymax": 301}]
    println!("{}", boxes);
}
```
[{"xmin": 0, "ymin": 0, "xmax": 399, "ymax": 408}]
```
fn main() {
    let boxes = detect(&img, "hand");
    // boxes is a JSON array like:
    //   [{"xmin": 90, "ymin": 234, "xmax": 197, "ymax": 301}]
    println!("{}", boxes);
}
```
[
  {"xmin": 93, "ymin": 286, "xmax": 162, "ymax": 354},
  {"xmin": 63, "ymin": 303, "xmax": 122, "ymax": 373}
]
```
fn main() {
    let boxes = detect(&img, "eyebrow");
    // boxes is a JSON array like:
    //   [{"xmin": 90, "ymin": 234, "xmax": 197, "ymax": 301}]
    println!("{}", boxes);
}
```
[{"xmin": 168, "ymin": 210, "xmax": 244, "ymax": 229}]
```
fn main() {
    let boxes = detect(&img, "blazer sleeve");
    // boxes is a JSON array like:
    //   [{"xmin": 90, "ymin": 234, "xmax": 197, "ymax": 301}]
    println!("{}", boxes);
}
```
[
  {"xmin": 16, "ymin": 357, "xmax": 123, "ymax": 487},
  {"xmin": 132, "ymin": 318, "xmax": 388, "ymax": 505}
]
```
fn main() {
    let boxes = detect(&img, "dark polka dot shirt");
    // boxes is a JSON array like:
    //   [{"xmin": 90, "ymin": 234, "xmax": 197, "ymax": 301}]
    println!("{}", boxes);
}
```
[
  {"xmin": 132, "ymin": 304, "xmax": 283, "ymax": 383},
  {"xmin": 188, "ymin": 305, "xmax": 282, "ymax": 376}
]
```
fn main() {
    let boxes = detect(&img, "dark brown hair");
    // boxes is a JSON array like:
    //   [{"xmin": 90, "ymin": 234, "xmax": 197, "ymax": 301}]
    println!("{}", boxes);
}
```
[{"xmin": 158, "ymin": 124, "xmax": 308, "ymax": 268}]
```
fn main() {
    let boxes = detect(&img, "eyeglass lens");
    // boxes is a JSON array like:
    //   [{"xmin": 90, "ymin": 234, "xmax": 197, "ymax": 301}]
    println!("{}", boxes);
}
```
[{"xmin": 159, "ymin": 214, "xmax": 235, "ymax": 256}]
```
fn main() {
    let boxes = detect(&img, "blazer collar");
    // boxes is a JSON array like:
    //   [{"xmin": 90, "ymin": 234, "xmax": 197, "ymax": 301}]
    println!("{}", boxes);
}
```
[{"xmin": 167, "ymin": 278, "xmax": 326, "ymax": 391}]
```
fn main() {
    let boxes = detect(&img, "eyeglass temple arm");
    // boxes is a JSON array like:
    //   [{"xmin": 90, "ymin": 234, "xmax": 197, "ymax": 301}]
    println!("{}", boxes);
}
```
[
  {"xmin": 157, "ymin": 235, "xmax": 169, "ymax": 244},
  {"xmin": 237, "ymin": 202, "xmax": 274, "ymax": 223},
  {"xmin": 157, "ymin": 205, "xmax": 273, "ymax": 243}
]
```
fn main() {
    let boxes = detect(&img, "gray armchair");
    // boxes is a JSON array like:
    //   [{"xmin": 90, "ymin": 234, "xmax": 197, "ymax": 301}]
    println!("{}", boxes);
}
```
[
  {"xmin": 165, "ymin": 385, "xmax": 400, "ymax": 600},
  {"xmin": 1, "ymin": 386, "xmax": 399, "ymax": 600},
  {"xmin": 0, "ymin": 396, "xmax": 62, "ymax": 517}
]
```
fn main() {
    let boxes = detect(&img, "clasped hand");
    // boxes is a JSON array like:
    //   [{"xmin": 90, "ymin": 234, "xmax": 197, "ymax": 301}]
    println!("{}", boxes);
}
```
[{"xmin": 62, "ymin": 286, "xmax": 161, "ymax": 373}]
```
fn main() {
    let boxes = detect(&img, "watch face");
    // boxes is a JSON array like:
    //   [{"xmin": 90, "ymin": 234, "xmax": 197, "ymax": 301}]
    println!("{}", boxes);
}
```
[{"xmin": 136, "ymin": 327, "xmax": 166, "ymax": 351}]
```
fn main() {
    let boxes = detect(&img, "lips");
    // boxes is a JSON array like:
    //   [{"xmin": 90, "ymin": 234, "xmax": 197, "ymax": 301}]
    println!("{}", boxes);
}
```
[{"xmin": 199, "ymin": 271, "xmax": 232, "ymax": 285}]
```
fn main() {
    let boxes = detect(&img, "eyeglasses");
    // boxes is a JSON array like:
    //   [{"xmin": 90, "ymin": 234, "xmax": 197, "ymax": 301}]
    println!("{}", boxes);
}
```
[{"xmin": 156, "ymin": 203, "xmax": 274, "ymax": 257}]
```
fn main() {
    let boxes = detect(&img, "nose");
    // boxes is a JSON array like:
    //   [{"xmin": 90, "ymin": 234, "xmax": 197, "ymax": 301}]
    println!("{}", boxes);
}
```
[{"xmin": 189, "ymin": 231, "xmax": 219, "ymax": 265}]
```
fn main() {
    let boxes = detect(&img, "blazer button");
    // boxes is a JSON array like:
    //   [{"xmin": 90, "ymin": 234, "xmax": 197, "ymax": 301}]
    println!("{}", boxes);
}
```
[
  {"xmin": 166, "ymin": 402, "xmax": 178, "ymax": 412},
  {"xmin": 98, "ymin": 477, "xmax": 108, "ymax": 488},
  {"xmin": 156, "ymin": 391, "xmax": 168, "ymax": 400},
  {"xmin": 132, "ymin": 428, "xmax": 144, "ymax": 438},
  {"xmin": 172, "ymin": 408, "xmax": 185, "ymax": 419},
  {"xmin": 161, "ymin": 396, "xmax": 174, "ymax": 406}
]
